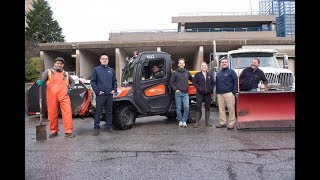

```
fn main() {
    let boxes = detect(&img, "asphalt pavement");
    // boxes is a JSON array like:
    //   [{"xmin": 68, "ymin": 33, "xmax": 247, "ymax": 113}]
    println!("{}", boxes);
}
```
[{"xmin": 25, "ymin": 107, "xmax": 295, "ymax": 180}]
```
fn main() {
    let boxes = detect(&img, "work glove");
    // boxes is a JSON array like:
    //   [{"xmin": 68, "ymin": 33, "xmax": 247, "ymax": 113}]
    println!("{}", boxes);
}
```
[
  {"xmin": 36, "ymin": 80, "xmax": 43, "ymax": 86},
  {"xmin": 68, "ymin": 88, "xmax": 72, "ymax": 94}
]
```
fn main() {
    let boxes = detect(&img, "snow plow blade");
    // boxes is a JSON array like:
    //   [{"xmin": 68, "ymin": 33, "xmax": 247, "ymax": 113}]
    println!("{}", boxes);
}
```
[{"xmin": 236, "ymin": 91, "xmax": 295, "ymax": 130}]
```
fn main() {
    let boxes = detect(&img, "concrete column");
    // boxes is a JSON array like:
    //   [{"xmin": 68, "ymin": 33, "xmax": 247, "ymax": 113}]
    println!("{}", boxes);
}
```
[
  {"xmin": 115, "ymin": 48, "xmax": 127, "ymax": 87},
  {"xmin": 75, "ymin": 49, "xmax": 80, "ymax": 76},
  {"xmin": 180, "ymin": 23, "xmax": 185, "ymax": 32},
  {"xmin": 157, "ymin": 47, "xmax": 161, "ymax": 52},
  {"xmin": 115, "ymin": 48, "xmax": 121, "ymax": 87},
  {"xmin": 40, "ymin": 51, "xmax": 54, "ymax": 72},
  {"xmin": 39, "ymin": 51, "xmax": 45, "ymax": 73},
  {"xmin": 193, "ymin": 46, "xmax": 204, "ymax": 71},
  {"xmin": 79, "ymin": 50, "xmax": 96, "ymax": 79},
  {"xmin": 271, "ymin": 23, "xmax": 276, "ymax": 31}
]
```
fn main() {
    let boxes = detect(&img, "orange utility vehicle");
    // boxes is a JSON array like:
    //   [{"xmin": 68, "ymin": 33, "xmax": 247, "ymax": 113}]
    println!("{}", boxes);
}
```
[{"xmin": 110, "ymin": 51, "xmax": 198, "ymax": 130}]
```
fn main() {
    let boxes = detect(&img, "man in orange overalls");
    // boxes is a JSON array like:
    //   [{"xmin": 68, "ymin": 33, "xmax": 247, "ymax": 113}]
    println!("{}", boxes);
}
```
[{"xmin": 37, "ymin": 57, "xmax": 75, "ymax": 138}]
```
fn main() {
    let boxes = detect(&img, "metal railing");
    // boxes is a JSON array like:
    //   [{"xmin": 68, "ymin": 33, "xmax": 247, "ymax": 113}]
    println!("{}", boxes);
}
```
[
  {"xmin": 117, "ymin": 29, "xmax": 178, "ymax": 34},
  {"xmin": 178, "ymin": 11, "xmax": 262, "ymax": 16},
  {"xmin": 186, "ymin": 27, "xmax": 270, "ymax": 32},
  {"xmin": 114, "ymin": 26, "xmax": 271, "ymax": 34}
]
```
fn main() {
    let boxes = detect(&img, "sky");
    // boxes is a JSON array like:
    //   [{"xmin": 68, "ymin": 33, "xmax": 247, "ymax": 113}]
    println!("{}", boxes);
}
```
[{"xmin": 47, "ymin": 0, "xmax": 260, "ymax": 42}]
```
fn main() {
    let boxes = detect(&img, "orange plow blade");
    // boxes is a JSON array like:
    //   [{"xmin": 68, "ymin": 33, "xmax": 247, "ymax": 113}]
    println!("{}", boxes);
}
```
[{"xmin": 236, "ymin": 91, "xmax": 295, "ymax": 130}]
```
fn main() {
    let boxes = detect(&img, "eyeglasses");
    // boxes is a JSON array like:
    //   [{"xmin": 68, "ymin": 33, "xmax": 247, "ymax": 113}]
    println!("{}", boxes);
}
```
[{"xmin": 100, "ymin": 58, "xmax": 108, "ymax": 60}]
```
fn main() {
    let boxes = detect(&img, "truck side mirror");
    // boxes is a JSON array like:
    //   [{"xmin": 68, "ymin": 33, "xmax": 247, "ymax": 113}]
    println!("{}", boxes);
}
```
[{"xmin": 283, "ymin": 54, "xmax": 289, "ymax": 69}]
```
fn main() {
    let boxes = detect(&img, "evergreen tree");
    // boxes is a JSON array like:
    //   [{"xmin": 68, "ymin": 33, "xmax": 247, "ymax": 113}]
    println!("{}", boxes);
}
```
[
  {"xmin": 25, "ymin": 0, "xmax": 65, "ymax": 82},
  {"xmin": 25, "ymin": 0, "xmax": 65, "ymax": 43}
]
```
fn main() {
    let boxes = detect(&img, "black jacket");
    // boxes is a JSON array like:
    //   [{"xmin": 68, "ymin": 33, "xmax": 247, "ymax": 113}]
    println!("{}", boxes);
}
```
[
  {"xmin": 169, "ymin": 68, "xmax": 193, "ymax": 93},
  {"xmin": 239, "ymin": 67, "xmax": 268, "ymax": 91},
  {"xmin": 193, "ymin": 72, "xmax": 215, "ymax": 94}
]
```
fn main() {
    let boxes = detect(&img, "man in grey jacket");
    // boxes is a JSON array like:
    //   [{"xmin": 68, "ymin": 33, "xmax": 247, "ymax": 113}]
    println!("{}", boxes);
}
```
[{"xmin": 169, "ymin": 58, "xmax": 193, "ymax": 128}]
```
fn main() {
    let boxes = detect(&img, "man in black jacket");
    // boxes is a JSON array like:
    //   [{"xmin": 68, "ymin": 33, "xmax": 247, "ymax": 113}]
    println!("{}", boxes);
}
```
[
  {"xmin": 239, "ymin": 58, "xmax": 268, "ymax": 91},
  {"xmin": 91, "ymin": 54, "xmax": 117, "ymax": 136}
]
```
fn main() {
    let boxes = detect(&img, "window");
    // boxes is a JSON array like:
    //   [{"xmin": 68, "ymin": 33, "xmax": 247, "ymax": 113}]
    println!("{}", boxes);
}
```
[{"xmin": 141, "ymin": 59, "xmax": 165, "ymax": 81}]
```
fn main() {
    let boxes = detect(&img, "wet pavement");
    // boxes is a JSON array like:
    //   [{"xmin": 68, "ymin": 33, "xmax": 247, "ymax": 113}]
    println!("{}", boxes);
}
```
[{"xmin": 25, "ymin": 107, "xmax": 295, "ymax": 180}]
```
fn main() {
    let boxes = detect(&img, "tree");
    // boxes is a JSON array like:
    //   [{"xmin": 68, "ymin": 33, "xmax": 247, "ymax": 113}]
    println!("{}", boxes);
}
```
[
  {"xmin": 25, "ymin": 0, "xmax": 65, "ymax": 43},
  {"xmin": 25, "ymin": 0, "xmax": 65, "ymax": 82}
]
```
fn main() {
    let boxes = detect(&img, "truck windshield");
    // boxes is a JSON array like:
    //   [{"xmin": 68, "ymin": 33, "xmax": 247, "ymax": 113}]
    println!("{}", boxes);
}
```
[{"xmin": 229, "ymin": 52, "xmax": 279, "ymax": 69}]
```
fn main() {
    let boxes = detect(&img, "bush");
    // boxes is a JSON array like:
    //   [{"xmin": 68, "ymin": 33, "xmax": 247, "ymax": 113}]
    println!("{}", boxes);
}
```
[{"xmin": 25, "ymin": 57, "xmax": 40, "ymax": 83}]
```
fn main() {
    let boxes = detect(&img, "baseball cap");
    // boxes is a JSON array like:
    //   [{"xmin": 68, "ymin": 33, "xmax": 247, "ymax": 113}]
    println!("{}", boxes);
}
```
[{"xmin": 54, "ymin": 57, "xmax": 65, "ymax": 64}]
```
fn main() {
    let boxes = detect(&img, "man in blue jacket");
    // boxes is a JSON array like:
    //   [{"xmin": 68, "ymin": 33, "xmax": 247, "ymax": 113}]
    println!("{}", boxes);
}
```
[
  {"xmin": 215, "ymin": 57, "xmax": 238, "ymax": 130},
  {"xmin": 91, "ymin": 54, "xmax": 117, "ymax": 136}
]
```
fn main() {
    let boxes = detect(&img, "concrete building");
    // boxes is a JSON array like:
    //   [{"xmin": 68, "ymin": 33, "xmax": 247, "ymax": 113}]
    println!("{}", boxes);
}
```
[{"xmin": 39, "ymin": 13, "xmax": 295, "ymax": 86}]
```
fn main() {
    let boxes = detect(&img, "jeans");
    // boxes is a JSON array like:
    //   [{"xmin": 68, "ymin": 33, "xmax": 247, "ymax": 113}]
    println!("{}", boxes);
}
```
[
  {"xmin": 175, "ymin": 91, "xmax": 189, "ymax": 123},
  {"xmin": 94, "ymin": 94, "xmax": 113, "ymax": 130}
]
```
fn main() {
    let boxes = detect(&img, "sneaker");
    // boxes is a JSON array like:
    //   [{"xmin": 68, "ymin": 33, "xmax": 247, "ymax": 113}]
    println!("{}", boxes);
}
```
[
  {"xmin": 215, "ymin": 124, "xmax": 227, "ymax": 128},
  {"xmin": 65, "ymin": 133, "xmax": 75, "ymax": 138},
  {"xmin": 179, "ymin": 121, "xmax": 183, "ymax": 127},
  {"xmin": 49, "ymin": 132, "xmax": 58, "ymax": 138},
  {"xmin": 182, "ymin": 122, "xmax": 187, "ymax": 128},
  {"xmin": 93, "ymin": 129, "xmax": 99, "ymax": 136}
]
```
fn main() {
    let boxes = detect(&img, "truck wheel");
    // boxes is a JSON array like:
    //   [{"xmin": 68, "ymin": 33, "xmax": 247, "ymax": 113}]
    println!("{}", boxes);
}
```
[
  {"xmin": 187, "ymin": 104, "xmax": 198, "ymax": 123},
  {"xmin": 113, "ymin": 105, "xmax": 136, "ymax": 130}
]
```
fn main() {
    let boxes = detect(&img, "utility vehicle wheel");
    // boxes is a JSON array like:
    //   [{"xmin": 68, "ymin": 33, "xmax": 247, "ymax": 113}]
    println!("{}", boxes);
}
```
[
  {"xmin": 187, "ymin": 104, "xmax": 199, "ymax": 123},
  {"xmin": 113, "ymin": 105, "xmax": 136, "ymax": 130}
]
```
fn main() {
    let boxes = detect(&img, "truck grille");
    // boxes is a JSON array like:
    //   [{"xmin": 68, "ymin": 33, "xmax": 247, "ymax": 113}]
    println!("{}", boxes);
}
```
[{"xmin": 265, "ymin": 72, "xmax": 294, "ymax": 88}]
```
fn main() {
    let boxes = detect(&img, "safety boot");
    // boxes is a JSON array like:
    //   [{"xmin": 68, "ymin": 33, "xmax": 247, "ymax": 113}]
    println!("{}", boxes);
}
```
[
  {"xmin": 205, "ymin": 110, "xmax": 212, "ymax": 127},
  {"xmin": 48, "ymin": 132, "xmax": 58, "ymax": 138},
  {"xmin": 194, "ymin": 111, "xmax": 201, "ymax": 128},
  {"xmin": 65, "ymin": 133, "xmax": 75, "ymax": 138}
]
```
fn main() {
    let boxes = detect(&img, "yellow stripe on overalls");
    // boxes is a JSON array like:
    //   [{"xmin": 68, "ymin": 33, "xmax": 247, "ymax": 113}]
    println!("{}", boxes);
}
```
[{"xmin": 46, "ymin": 69, "xmax": 69, "ymax": 86}]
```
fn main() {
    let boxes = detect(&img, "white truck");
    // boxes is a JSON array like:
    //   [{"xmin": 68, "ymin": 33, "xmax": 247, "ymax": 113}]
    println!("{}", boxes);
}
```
[
  {"xmin": 211, "ymin": 48, "xmax": 295, "ymax": 129},
  {"xmin": 211, "ymin": 48, "xmax": 295, "ymax": 104},
  {"xmin": 227, "ymin": 48, "xmax": 295, "ymax": 90}
]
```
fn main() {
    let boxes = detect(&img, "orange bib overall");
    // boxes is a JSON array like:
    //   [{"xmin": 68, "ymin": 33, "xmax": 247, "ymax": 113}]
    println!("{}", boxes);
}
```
[{"xmin": 46, "ymin": 70, "xmax": 73, "ymax": 134}]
